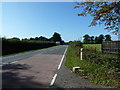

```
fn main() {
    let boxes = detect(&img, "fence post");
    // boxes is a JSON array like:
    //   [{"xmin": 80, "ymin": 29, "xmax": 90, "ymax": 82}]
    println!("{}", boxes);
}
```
[{"xmin": 80, "ymin": 48, "xmax": 83, "ymax": 60}]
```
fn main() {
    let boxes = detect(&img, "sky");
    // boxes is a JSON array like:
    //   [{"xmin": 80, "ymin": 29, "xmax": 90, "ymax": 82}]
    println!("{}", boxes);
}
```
[{"xmin": 1, "ymin": 2, "xmax": 118, "ymax": 42}]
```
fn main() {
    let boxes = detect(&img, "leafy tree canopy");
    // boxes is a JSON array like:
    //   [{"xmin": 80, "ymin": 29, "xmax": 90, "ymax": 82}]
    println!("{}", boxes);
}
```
[
  {"xmin": 83, "ymin": 34, "xmax": 111, "ymax": 44},
  {"xmin": 83, "ymin": 34, "xmax": 90, "ymax": 43},
  {"xmin": 51, "ymin": 32, "xmax": 62, "ymax": 42},
  {"xmin": 74, "ymin": 1, "xmax": 120, "ymax": 35},
  {"xmin": 105, "ymin": 34, "xmax": 112, "ymax": 41}
]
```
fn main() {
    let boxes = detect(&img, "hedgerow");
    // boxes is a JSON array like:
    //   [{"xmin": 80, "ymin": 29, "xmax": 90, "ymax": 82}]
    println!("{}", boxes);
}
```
[{"xmin": 2, "ymin": 38, "xmax": 56, "ymax": 56}]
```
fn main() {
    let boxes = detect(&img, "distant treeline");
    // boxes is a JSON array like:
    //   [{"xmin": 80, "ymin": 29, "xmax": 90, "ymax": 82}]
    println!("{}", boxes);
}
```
[
  {"xmin": 83, "ymin": 34, "xmax": 112, "ymax": 44},
  {"xmin": 2, "ymin": 32, "xmax": 64, "ymax": 56},
  {"xmin": 22, "ymin": 32, "xmax": 65, "ymax": 44}
]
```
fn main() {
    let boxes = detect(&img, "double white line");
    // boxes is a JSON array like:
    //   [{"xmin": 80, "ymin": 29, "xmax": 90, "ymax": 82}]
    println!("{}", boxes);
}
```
[{"xmin": 50, "ymin": 46, "xmax": 68, "ymax": 86}]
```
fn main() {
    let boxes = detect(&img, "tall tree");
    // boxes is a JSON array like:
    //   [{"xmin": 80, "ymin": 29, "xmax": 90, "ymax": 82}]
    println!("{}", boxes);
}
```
[
  {"xmin": 83, "ymin": 34, "xmax": 90, "ymax": 43},
  {"xmin": 51, "ymin": 32, "xmax": 62, "ymax": 42},
  {"xmin": 105, "ymin": 34, "xmax": 112, "ymax": 41},
  {"xmin": 98, "ymin": 34, "xmax": 104, "ymax": 44},
  {"xmin": 74, "ymin": 2, "xmax": 120, "ymax": 35},
  {"xmin": 95, "ymin": 36, "xmax": 99, "ymax": 44},
  {"xmin": 90, "ymin": 36, "xmax": 94, "ymax": 43}
]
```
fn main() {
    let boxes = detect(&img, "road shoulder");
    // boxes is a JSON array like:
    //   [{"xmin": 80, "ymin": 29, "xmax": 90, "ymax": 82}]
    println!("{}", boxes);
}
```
[{"xmin": 52, "ymin": 56, "xmax": 112, "ymax": 88}]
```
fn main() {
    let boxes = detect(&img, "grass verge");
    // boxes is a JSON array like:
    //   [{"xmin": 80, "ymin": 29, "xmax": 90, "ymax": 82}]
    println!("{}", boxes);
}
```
[{"xmin": 65, "ymin": 46, "xmax": 120, "ymax": 88}]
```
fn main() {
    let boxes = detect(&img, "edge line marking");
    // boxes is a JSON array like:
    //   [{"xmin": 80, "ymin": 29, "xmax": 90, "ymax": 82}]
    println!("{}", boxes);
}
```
[
  {"xmin": 50, "ymin": 46, "xmax": 68, "ymax": 86},
  {"xmin": 57, "ymin": 46, "xmax": 68, "ymax": 70},
  {"xmin": 50, "ymin": 74, "xmax": 57, "ymax": 86}
]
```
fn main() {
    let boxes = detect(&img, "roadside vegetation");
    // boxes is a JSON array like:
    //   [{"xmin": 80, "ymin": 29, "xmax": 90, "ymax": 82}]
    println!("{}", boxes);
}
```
[
  {"xmin": 2, "ymin": 38, "xmax": 56, "ymax": 56},
  {"xmin": 2, "ymin": 32, "xmax": 66, "ymax": 56},
  {"xmin": 65, "ymin": 41, "xmax": 120, "ymax": 88}
]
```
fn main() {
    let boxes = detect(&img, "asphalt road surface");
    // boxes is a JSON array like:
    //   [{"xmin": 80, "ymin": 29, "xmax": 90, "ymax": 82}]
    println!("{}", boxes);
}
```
[
  {"xmin": 2, "ymin": 45, "xmax": 67, "ymax": 88},
  {"xmin": 1, "ymin": 45, "xmax": 112, "ymax": 89}
]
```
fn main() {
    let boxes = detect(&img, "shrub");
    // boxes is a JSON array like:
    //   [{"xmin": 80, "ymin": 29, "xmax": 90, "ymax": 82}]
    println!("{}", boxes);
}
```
[
  {"xmin": 83, "ymin": 46, "xmax": 120, "ymax": 72},
  {"xmin": 69, "ymin": 41, "xmax": 83, "ymax": 56}
]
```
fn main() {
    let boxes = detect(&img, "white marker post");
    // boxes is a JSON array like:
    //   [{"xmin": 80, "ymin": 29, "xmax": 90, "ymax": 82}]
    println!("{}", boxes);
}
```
[{"xmin": 80, "ymin": 48, "xmax": 83, "ymax": 60}]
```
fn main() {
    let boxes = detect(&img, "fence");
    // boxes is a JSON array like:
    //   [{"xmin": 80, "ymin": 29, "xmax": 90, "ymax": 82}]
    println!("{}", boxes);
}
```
[{"xmin": 102, "ymin": 41, "xmax": 120, "ymax": 55}]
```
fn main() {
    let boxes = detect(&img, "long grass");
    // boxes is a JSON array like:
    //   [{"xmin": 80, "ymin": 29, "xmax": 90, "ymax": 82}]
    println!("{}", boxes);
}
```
[{"xmin": 65, "ymin": 45, "xmax": 120, "ymax": 88}]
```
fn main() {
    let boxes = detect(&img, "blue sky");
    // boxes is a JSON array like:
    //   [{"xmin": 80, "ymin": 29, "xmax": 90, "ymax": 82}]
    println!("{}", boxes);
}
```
[{"xmin": 2, "ymin": 2, "xmax": 118, "ymax": 41}]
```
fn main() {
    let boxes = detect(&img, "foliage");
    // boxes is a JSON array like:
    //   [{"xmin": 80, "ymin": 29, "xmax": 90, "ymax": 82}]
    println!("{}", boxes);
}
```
[
  {"xmin": 95, "ymin": 36, "xmax": 99, "ymax": 44},
  {"xmin": 22, "ymin": 32, "xmax": 64, "ymax": 43},
  {"xmin": 98, "ymin": 34, "xmax": 104, "ymax": 44},
  {"xmin": 75, "ymin": 2, "xmax": 120, "ymax": 35},
  {"xmin": 66, "ymin": 44, "xmax": 120, "ymax": 87},
  {"xmin": 1, "ymin": 32, "xmax": 65, "ymax": 56},
  {"xmin": 69, "ymin": 41, "xmax": 83, "ymax": 56},
  {"xmin": 2, "ymin": 38, "xmax": 56, "ymax": 56},
  {"xmin": 83, "ymin": 34, "xmax": 111, "ymax": 44},
  {"xmin": 50, "ymin": 32, "xmax": 62, "ymax": 42},
  {"xmin": 83, "ymin": 34, "xmax": 91, "ymax": 44},
  {"xmin": 105, "ymin": 34, "xmax": 112, "ymax": 41}
]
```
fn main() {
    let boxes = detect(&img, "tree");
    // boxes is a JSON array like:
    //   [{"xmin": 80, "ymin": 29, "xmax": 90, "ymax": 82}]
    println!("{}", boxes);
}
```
[
  {"xmin": 35, "ymin": 37, "xmax": 39, "ymax": 41},
  {"xmin": 30, "ymin": 37, "xmax": 35, "ymax": 40},
  {"xmin": 98, "ymin": 34, "xmax": 104, "ymax": 44},
  {"xmin": 83, "ymin": 34, "xmax": 90, "ymax": 43},
  {"xmin": 38, "ymin": 36, "xmax": 49, "ymax": 41},
  {"xmin": 105, "ymin": 34, "xmax": 112, "ymax": 41},
  {"xmin": 95, "ymin": 36, "xmax": 99, "ymax": 44},
  {"xmin": 22, "ymin": 38, "xmax": 28, "ymax": 41},
  {"xmin": 51, "ymin": 32, "xmax": 62, "ymax": 42},
  {"xmin": 12, "ymin": 37, "xmax": 20, "ymax": 41},
  {"xmin": 90, "ymin": 36, "xmax": 94, "ymax": 43},
  {"xmin": 74, "ymin": 2, "xmax": 120, "ymax": 35}
]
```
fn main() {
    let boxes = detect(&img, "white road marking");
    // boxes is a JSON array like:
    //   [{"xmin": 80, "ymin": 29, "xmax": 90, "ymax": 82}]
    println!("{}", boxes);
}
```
[
  {"xmin": 50, "ymin": 46, "xmax": 68, "ymax": 86},
  {"xmin": 50, "ymin": 74, "xmax": 57, "ymax": 86},
  {"xmin": 57, "ymin": 46, "xmax": 68, "ymax": 70},
  {"xmin": 11, "ymin": 61, "xmax": 18, "ymax": 64}
]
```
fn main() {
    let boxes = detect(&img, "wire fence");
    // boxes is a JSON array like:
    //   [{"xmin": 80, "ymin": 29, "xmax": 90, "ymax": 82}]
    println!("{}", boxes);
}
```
[{"xmin": 102, "ymin": 41, "xmax": 120, "ymax": 55}]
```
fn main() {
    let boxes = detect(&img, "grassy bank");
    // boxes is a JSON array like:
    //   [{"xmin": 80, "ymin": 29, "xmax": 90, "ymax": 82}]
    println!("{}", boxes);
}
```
[{"xmin": 65, "ymin": 44, "xmax": 120, "ymax": 88}]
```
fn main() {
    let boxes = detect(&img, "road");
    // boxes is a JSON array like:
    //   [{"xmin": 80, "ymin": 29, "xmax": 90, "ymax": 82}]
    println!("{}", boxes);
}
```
[
  {"xmin": 2, "ymin": 45, "xmax": 67, "ymax": 88},
  {"xmin": 1, "ymin": 45, "xmax": 112, "ymax": 89}
]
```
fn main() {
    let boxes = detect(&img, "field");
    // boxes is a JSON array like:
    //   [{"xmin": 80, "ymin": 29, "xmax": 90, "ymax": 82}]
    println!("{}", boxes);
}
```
[
  {"xmin": 65, "ymin": 43, "xmax": 120, "ymax": 88},
  {"xmin": 83, "ymin": 44, "xmax": 102, "ymax": 52}
]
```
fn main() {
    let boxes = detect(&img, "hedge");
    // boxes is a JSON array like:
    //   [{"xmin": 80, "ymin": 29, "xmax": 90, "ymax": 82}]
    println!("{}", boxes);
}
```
[{"xmin": 2, "ymin": 39, "xmax": 56, "ymax": 56}]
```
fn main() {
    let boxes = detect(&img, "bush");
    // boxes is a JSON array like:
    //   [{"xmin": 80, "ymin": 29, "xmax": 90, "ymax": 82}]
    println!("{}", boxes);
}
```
[
  {"xmin": 69, "ymin": 41, "xmax": 83, "ymax": 56},
  {"xmin": 83, "ymin": 46, "xmax": 120, "ymax": 72}
]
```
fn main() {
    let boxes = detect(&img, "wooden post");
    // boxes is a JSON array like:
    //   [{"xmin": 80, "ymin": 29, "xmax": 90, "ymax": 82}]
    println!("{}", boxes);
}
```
[{"xmin": 102, "ymin": 42, "xmax": 103, "ymax": 54}]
